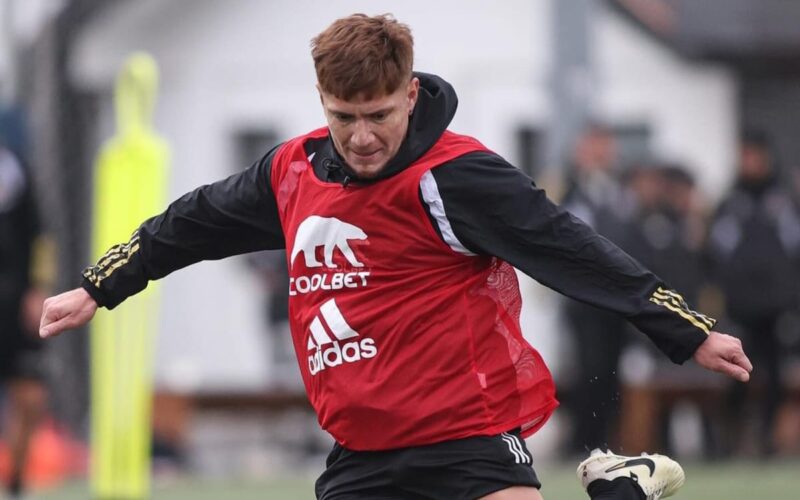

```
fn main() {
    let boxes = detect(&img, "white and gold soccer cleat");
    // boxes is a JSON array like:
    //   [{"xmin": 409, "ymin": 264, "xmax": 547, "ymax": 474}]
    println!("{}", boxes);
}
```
[{"xmin": 577, "ymin": 449, "xmax": 685, "ymax": 500}]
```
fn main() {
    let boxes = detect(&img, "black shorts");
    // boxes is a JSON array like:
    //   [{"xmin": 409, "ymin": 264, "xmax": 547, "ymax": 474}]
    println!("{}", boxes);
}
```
[{"xmin": 315, "ymin": 428, "xmax": 541, "ymax": 500}]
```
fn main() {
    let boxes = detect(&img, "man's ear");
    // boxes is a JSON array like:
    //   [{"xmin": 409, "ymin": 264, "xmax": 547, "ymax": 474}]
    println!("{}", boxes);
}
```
[{"xmin": 407, "ymin": 77, "xmax": 420, "ymax": 114}]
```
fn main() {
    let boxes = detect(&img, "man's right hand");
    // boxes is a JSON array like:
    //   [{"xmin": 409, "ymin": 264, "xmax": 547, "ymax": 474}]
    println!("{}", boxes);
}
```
[{"xmin": 39, "ymin": 287, "xmax": 98, "ymax": 338}]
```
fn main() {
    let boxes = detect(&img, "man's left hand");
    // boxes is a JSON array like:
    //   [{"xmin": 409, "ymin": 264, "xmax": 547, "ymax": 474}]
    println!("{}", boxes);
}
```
[{"xmin": 693, "ymin": 331, "xmax": 753, "ymax": 382}]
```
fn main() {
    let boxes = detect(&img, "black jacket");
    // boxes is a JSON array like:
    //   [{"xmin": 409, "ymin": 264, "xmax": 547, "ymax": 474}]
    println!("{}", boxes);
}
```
[
  {"xmin": 81, "ymin": 73, "xmax": 712, "ymax": 363},
  {"xmin": 708, "ymin": 175, "xmax": 800, "ymax": 321}
]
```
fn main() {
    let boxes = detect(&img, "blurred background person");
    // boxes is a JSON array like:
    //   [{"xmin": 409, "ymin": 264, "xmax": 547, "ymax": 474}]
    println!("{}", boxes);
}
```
[
  {"xmin": 247, "ymin": 250, "xmax": 297, "ymax": 389},
  {"xmin": 0, "ymin": 140, "xmax": 48, "ymax": 499},
  {"xmin": 620, "ymin": 162, "xmax": 720, "ymax": 457},
  {"xmin": 559, "ymin": 123, "xmax": 634, "ymax": 454},
  {"xmin": 626, "ymin": 163, "xmax": 706, "ymax": 308},
  {"xmin": 707, "ymin": 131, "xmax": 800, "ymax": 456}
]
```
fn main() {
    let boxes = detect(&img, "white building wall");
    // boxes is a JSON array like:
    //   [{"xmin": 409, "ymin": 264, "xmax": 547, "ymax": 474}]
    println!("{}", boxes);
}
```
[
  {"xmin": 0, "ymin": 0, "xmax": 67, "ymax": 100},
  {"xmin": 594, "ymin": 6, "xmax": 738, "ymax": 199}
]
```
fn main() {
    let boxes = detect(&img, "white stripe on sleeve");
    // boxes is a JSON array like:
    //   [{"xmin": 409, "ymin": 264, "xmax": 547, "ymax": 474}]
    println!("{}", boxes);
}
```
[{"xmin": 419, "ymin": 170, "xmax": 477, "ymax": 256}]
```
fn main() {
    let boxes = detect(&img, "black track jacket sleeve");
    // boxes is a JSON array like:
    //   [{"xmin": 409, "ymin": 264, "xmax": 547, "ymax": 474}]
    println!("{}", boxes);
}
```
[
  {"xmin": 81, "ymin": 146, "xmax": 285, "ymax": 309},
  {"xmin": 429, "ymin": 151, "xmax": 712, "ymax": 364}
]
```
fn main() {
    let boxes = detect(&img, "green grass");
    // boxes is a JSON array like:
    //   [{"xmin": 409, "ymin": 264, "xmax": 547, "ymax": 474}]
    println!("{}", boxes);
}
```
[{"xmin": 30, "ymin": 460, "xmax": 800, "ymax": 499}]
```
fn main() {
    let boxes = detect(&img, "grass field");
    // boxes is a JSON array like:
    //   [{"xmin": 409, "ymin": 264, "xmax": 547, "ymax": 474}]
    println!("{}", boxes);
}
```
[{"xmin": 29, "ymin": 460, "xmax": 800, "ymax": 499}]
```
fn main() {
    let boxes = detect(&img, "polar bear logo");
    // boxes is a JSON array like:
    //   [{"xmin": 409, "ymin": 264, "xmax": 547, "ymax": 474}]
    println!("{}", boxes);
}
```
[{"xmin": 290, "ymin": 216, "xmax": 367, "ymax": 269}]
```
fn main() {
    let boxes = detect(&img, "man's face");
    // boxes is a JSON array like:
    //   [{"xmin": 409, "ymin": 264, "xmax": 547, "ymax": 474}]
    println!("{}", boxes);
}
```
[
  {"xmin": 739, "ymin": 144, "xmax": 771, "ymax": 181},
  {"xmin": 319, "ymin": 78, "xmax": 419, "ymax": 179},
  {"xmin": 574, "ymin": 128, "xmax": 616, "ymax": 173}
]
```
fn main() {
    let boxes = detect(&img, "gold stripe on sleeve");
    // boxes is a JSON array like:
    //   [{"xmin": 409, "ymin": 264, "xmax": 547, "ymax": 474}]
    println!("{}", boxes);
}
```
[
  {"xmin": 83, "ymin": 232, "xmax": 142, "ymax": 288},
  {"xmin": 649, "ymin": 296, "xmax": 712, "ymax": 334},
  {"xmin": 651, "ymin": 287, "xmax": 716, "ymax": 330},
  {"xmin": 652, "ymin": 288, "xmax": 715, "ymax": 328}
]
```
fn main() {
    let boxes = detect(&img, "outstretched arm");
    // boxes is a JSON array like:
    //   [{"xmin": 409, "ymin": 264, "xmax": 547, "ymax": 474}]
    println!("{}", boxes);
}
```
[
  {"xmin": 40, "ymin": 146, "xmax": 285, "ymax": 338},
  {"xmin": 427, "ymin": 151, "xmax": 751, "ymax": 381}
]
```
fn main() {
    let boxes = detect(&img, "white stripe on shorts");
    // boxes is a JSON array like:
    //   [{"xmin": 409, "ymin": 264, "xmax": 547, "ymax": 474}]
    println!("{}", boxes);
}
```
[{"xmin": 502, "ymin": 433, "xmax": 530, "ymax": 464}]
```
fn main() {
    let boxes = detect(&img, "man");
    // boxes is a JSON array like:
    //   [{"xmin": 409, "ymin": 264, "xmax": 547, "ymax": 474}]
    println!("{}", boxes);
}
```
[
  {"xmin": 559, "ymin": 125, "xmax": 632, "ymax": 454},
  {"xmin": 0, "ymin": 144, "xmax": 48, "ymax": 499},
  {"xmin": 40, "ymin": 14, "xmax": 751, "ymax": 500},
  {"xmin": 707, "ymin": 131, "xmax": 800, "ymax": 456}
]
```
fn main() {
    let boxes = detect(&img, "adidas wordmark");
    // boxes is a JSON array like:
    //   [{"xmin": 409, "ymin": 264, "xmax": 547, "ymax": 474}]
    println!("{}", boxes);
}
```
[{"xmin": 307, "ymin": 298, "xmax": 378, "ymax": 375}]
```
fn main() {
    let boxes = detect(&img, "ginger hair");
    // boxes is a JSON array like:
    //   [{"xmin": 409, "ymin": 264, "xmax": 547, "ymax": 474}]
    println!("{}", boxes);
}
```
[{"xmin": 311, "ymin": 14, "xmax": 414, "ymax": 100}]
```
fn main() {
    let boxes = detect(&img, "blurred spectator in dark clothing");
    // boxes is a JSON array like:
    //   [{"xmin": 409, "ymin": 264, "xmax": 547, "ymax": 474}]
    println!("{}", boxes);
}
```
[
  {"xmin": 561, "ymin": 125, "xmax": 630, "ymax": 243},
  {"xmin": 707, "ymin": 131, "xmax": 800, "ymax": 456},
  {"xmin": 658, "ymin": 166, "xmax": 707, "ymax": 303},
  {"xmin": 627, "ymin": 164, "xmax": 706, "ymax": 305},
  {"xmin": 0, "ymin": 144, "xmax": 48, "ymax": 498},
  {"xmin": 560, "ymin": 124, "xmax": 634, "ymax": 453},
  {"xmin": 247, "ymin": 250, "xmax": 300, "ymax": 388},
  {"xmin": 619, "ymin": 164, "xmax": 661, "ymax": 272},
  {"xmin": 623, "ymin": 163, "xmax": 719, "ymax": 456}
]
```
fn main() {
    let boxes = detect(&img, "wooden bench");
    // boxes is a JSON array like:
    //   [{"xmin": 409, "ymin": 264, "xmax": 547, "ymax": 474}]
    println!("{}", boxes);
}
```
[{"xmin": 620, "ymin": 362, "xmax": 800, "ymax": 455}]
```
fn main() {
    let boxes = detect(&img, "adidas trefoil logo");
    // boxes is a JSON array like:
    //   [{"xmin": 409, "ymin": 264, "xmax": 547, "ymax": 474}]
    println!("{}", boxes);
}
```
[{"xmin": 307, "ymin": 298, "xmax": 377, "ymax": 375}]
